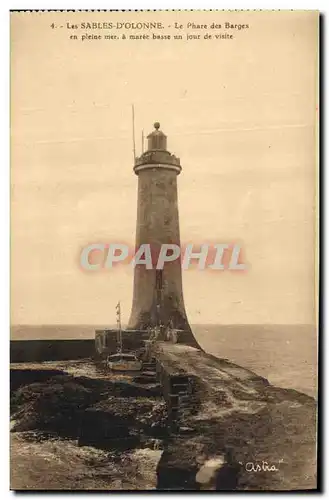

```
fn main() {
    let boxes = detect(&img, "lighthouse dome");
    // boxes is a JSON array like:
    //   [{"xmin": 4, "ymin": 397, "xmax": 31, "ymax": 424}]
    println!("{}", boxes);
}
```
[{"xmin": 147, "ymin": 122, "xmax": 167, "ymax": 151}]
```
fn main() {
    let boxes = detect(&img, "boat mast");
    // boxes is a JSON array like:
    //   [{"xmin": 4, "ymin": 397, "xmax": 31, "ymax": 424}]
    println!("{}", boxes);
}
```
[{"xmin": 116, "ymin": 301, "xmax": 122, "ymax": 353}]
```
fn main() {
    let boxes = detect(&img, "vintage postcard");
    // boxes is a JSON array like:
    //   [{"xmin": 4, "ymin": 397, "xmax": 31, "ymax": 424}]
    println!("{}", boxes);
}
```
[{"xmin": 10, "ymin": 10, "xmax": 319, "ymax": 491}]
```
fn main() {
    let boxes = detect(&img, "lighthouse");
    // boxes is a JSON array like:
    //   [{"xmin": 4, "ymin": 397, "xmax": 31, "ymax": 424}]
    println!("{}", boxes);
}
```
[{"xmin": 127, "ymin": 123, "xmax": 200, "ymax": 348}]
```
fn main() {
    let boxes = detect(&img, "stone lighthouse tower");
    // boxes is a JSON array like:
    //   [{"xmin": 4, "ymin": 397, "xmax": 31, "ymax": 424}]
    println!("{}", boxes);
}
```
[{"xmin": 127, "ymin": 123, "xmax": 199, "ymax": 348}]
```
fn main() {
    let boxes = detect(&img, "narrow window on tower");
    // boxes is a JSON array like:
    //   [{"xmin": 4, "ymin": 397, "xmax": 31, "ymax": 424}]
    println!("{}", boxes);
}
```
[{"xmin": 156, "ymin": 270, "xmax": 163, "ymax": 290}]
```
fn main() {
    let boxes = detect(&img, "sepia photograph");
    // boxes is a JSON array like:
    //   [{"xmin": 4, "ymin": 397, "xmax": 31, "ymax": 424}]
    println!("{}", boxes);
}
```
[{"xmin": 10, "ymin": 10, "xmax": 319, "ymax": 491}]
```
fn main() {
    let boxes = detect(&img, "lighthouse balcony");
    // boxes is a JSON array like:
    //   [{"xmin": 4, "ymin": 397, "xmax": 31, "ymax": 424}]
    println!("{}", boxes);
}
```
[{"xmin": 134, "ymin": 150, "xmax": 181, "ymax": 172}]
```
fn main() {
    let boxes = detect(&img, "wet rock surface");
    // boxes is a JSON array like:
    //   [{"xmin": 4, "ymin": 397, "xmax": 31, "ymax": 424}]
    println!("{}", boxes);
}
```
[
  {"xmin": 10, "ymin": 355, "xmax": 317, "ymax": 491},
  {"xmin": 80, "ymin": 397, "xmax": 168, "ymax": 449},
  {"xmin": 10, "ymin": 361, "xmax": 167, "ymax": 490},
  {"xmin": 11, "ymin": 365, "xmax": 166, "ymax": 440}
]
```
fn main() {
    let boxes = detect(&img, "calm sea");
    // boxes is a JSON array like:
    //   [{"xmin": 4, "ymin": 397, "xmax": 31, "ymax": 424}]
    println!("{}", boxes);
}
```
[{"xmin": 11, "ymin": 324, "xmax": 317, "ymax": 398}]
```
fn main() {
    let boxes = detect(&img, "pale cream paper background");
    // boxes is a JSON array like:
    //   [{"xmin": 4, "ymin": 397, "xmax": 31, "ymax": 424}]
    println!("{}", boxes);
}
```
[{"xmin": 11, "ymin": 11, "xmax": 318, "ymax": 326}]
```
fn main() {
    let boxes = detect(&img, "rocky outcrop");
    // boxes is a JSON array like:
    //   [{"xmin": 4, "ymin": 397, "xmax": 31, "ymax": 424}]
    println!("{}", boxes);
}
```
[
  {"xmin": 79, "ymin": 397, "xmax": 168, "ymax": 449},
  {"xmin": 11, "ymin": 369, "xmax": 167, "ymax": 445},
  {"xmin": 10, "ymin": 351, "xmax": 317, "ymax": 491},
  {"xmin": 11, "ymin": 374, "xmax": 100, "ymax": 435}
]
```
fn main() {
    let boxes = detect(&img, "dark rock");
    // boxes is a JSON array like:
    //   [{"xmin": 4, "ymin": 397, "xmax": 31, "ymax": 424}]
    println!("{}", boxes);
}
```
[
  {"xmin": 11, "ymin": 376, "xmax": 97, "ymax": 436},
  {"xmin": 10, "ymin": 368, "xmax": 66, "ymax": 393},
  {"xmin": 79, "ymin": 396, "xmax": 168, "ymax": 449},
  {"xmin": 133, "ymin": 373, "xmax": 157, "ymax": 384},
  {"xmin": 157, "ymin": 438, "xmax": 200, "ymax": 490}
]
